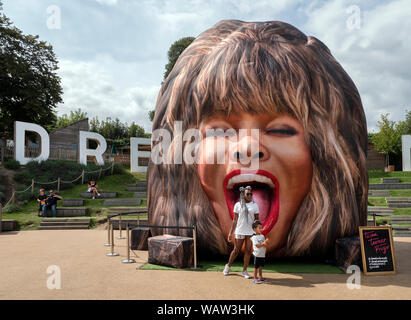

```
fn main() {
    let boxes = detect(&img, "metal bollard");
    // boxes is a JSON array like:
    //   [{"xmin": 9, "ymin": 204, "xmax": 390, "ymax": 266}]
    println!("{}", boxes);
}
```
[
  {"xmin": 106, "ymin": 223, "xmax": 119, "ymax": 256},
  {"xmin": 0, "ymin": 204, "xmax": 3, "ymax": 233},
  {"xmin": 121, "ymin": 224, "xmax": 135, "ymax": 264},
  {"xmin": 104, "ymin": 218, "xmax": 111, "ymax": 246},
  {"xmin": 117, "ymin": 214, "xmax": 125, "ymax": 240},
  {"xmin": 193, "ymin": 225, "xmax": 197, "ymax": 269}
]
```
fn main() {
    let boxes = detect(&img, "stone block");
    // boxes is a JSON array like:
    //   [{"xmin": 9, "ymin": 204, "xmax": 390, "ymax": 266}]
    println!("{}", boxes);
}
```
[
  {"xmin": 131, "ymin": 227, "xmax": 151, "ymax": 250},
  {"xmin": 335, "ymin": 236, "xmax": 362, "ymax": 272},
  {"xmin": 148, "ymin": 235, "xmax": 194, "ymax": 268}
]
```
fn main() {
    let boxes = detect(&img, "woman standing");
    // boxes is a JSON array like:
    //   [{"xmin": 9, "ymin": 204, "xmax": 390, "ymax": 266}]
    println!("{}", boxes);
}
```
[{"xmin": 223, "ymin": 186, "xmax": 259, "ymax": 278}]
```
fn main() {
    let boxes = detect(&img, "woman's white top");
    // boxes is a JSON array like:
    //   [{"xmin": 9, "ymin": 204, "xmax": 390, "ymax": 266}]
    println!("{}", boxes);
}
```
[{"xmin": 233, "ymin": 201, "xmax": 259, "ymax": 236}]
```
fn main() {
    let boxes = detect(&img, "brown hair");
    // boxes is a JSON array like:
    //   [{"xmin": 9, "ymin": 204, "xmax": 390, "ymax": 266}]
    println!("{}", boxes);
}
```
[{"xmin": 148, "ymin": 20, "xmax": 368, "ymax": 256}]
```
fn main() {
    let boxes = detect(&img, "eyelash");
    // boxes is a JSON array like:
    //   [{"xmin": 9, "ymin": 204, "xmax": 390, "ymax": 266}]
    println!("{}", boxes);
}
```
[
  {"xmin": 205, "ymin": 128, "xmax": 297, "ymax": 136},
  {"xmin": 206, "ymin": 128, "xmax": 235, "ymax": 137},
  {"xmin": 267, "ymin": 129, "xmax": 297, "ymax": 136}
]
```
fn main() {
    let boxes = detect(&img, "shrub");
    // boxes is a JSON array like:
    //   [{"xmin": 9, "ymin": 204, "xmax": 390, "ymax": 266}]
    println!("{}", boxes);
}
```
[
  {"xmin": 4, "ymin": 159, "xmax": 20, "ymax": 170},
  {"xmin": 3, "ymin": 203, "xmax": 21, "ymax": 213},
  {"xmin": 0, "ymin": 191, "xmax": 4, "ymax": 202},
  {"xmin": 15, "ymin": 184, "xmax": 36, "ymax": 202},
  {"xmin": 13, "ymin": 171, "xmax": 32, "ymax": 184},
  {"xmin": 13, "ymin": 160, "xmax": 117, "ymax": 190}
]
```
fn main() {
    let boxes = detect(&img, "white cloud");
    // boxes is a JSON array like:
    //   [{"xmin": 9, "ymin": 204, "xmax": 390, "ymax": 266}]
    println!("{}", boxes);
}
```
[
  {"xmin": 4, "ymin": 0, "xmax": 409, "ymax": 134},
  {"xmin": 96, "ymin": 0, "xmax": 118, "ymax": 6},
  {"xmin": 58, "ymin": 56, "xmax": 160, "ymax": 133},
  {"xmin": 303, "ymin": 0, "xmax": 411, "ymax": 132}
]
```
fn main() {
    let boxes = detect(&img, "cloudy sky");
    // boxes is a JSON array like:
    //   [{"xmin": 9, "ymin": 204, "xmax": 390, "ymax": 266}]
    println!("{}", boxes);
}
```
[{"xmin": 2, "ymin": 0, "xmax": 411, "ymax": 133}]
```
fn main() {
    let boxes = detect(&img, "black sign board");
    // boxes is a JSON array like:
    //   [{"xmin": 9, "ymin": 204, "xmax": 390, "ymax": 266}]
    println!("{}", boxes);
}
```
[{"xmin": 359, "ymin": 226, "xmax": 396, "ymax": 275}]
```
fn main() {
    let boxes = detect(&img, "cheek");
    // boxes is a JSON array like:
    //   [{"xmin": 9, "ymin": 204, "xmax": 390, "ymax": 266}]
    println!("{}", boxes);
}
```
[
  {"xmin": 274, "ymin": 138, "xmax": 312, "ymax": 177},
  {"xmin": 197, "ymin": 141, "xmax": 226, "ymax": 198}
]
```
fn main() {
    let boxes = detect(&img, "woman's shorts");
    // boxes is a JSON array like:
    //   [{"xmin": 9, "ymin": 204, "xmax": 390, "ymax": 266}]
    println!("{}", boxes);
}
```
[
  {"xmin": 234, "ymin": 234, "xmax": 252, "ymax": 239},
  {"xmin": 254, "ymin": 256, "xmax": 265, "ymax": 268}
]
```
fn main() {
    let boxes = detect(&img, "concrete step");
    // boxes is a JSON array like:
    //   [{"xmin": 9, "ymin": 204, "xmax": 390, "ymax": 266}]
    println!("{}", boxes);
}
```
[
  {"xmin": 133, "ymin": 192, "xmax": 146, "ymax": 198},
  {"xmin": 367, "ymin": 207, "xmax": 394, "ymax": 214},
  {"xmin": 47, "ymin": 208, "xmax": 88, "ymax": 217},
  {"xmin": 369, "ymin": 183, "xmax": 411, "ymax": 190},
  {"xmin": 389, "ymin": 216, "xmax": 411, "ymax": 222},
  {"xmin": 392, "ymin": 225, "xmax": 411, "ymax": 230},
  {"xmin": 386, "ymin": 197, "xmax": 411, "ymax": 202},
  {"xmin": 62, "ymin": 199, "xmax": 84, "ymax": 207},
  {"xmin": 368, "ymin": 190, "xmax": 390, "ymax": 197},
  {"xmin": 393, "ymin": 231, "xmax": 411, "ymax": 237},
  {"xmin": 40, "ymin": 222, "xmax": 90, "ymax": 227},
  {"xmin": 37, "ymin": 225, "xmax": 90, "ymax": 230},
  {"xmin": 135, "ymin": 180, "xmax": 147, "ymax": 186},
  {"xmin": 126, "ymin": 186, "xmax": 147, "ymax": 192},
  {"xmin": 388, "ymin": 203, "xmax": 411, "ymax": 208},
  {"xmin": 80, "ymin": 192, "xmax": 117, "ymax": 198},
  {"xmin": 1, "ymin": 219, "xmax": 18, "ymax": 231},
  {"xmin": 103, "ymin": 198, "xmax": 142, "ymax": 206},
  {"xmin": 382, "ymin": 178, "xmax": 400, "ymax": 183},
  {"xmin": 42, "ymin": 218, "xmax": 91, "ymax": 223}
]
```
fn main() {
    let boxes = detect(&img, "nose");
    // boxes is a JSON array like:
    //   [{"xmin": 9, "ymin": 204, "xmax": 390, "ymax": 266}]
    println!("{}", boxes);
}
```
[
  {"xmin": 234, "ymin": 151, "xmax": 264, "ymax": 159},
  {"xmin": 231, "ymin": 131, "xmax": 270, "ymax": 165}
]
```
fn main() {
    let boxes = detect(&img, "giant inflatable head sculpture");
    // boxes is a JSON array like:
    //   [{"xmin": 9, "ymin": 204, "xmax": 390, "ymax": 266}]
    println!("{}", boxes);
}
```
[{"xmin": 148, "ymin": 20, "xmax": 368, "ymax": 258}]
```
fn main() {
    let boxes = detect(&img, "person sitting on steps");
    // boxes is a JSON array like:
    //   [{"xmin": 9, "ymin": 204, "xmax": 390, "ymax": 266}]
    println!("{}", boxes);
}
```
[
  {"xmin": 88, "ymin": 179, "xmax": 100, "ymax": 199},
  {"xmin": 37, "ymin": 189, "xmax": 47, "ymax": 217},
  {"xmin": 45, "ymin": 190, "xmax": 63, "ymax": 218}
]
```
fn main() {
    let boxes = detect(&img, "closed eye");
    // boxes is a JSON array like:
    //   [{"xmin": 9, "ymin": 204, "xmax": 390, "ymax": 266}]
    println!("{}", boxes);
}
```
[
  {"xmin": 267, "ymin": 128, "xmax": 297, "ymax": 136},
  {"xmin": 206, "ymin": 128, "xmax": 236, "ymax": 137}
]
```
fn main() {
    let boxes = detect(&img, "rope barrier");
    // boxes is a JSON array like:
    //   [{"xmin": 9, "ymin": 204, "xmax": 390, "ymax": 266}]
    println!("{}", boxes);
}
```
[
  {"xmin": 60, "ymin": 173, "xmax": 83, "ymax": 184},
  {"xmin": 2, "ymin": 162, "xmax": 116, "ymax": 207},
  {"xmin": 34, "ymin": 180, "xmax": 58, "ymax": 185},
  {"xmin": 14, "ymin": 185, "xmax": 33, "ymax": 193}
]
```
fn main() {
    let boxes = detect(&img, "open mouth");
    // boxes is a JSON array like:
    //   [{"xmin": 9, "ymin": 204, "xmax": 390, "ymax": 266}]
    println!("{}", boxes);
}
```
[{"xmin": 223, "ymin": 169, "xmax": 279, "ymax": 235}]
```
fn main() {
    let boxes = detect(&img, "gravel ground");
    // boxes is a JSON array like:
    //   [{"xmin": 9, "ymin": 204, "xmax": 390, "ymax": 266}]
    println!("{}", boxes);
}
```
[{"xmin": 0, "ymin": 230, "xmax": 410, "ymax": 300}]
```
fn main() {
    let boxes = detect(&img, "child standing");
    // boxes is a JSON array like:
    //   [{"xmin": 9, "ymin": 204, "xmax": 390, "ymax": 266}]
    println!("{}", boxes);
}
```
[{"xmin": 251, "ymin": 221, "xmax": 268, "ymax": 284}]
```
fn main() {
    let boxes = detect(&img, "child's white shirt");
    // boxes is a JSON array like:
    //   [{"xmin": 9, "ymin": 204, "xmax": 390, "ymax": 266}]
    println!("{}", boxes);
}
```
[{"xmin": 251, "ymin": 234, "xmax": 266, "ymax": 258}]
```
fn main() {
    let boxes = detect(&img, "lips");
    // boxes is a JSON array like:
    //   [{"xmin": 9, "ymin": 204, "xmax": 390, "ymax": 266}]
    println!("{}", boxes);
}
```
[{"xmin": 223, "ymin": 169, "xmax": 279, "ymax": 235}]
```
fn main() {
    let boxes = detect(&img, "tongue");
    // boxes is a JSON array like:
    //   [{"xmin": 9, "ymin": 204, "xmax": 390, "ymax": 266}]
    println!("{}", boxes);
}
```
[{"xmin": 252, "ymin": 188, "xmax": 272, "ymax": 224}]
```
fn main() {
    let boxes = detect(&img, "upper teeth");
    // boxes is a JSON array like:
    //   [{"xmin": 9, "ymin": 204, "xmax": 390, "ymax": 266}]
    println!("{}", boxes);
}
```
[{"xmin": 226, "ymin": 174, "xmax": 275, "ymax": 190}]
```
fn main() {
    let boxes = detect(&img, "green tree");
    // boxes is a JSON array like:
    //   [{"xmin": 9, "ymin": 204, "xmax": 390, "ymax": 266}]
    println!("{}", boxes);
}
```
[
  {"xmin": 371, "ymin": 113, "xmax": 406, "ymax": 167},
  {"xmin": 149, "ymin": 36, "xmax": 195, "ymax": 122},
  {"xmin": 399, "ymin": 109, "xmax": 411, "ymax": 134},
  {"xmin": 90, "ymin": 116, "xmax": 150, "ymax": 149},
  {"xmin": 51, "ymin": 108, "xmax": 88, "ymax": 131},
  {"xmin": 164, "ymin": 36, "xmax": 195, "ymax": 80},
  {"xmin": 0, "ymin": 1, "xmax": 63, "ymax": 138}
]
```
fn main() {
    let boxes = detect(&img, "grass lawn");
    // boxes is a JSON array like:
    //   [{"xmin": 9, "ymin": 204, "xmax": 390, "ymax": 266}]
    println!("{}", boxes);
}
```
[
  {"xmin": 140, "ymin": 259, "xmax": 344, "ymax": 274},
  {"xmin": 368, "ymin": 170, "xmax": 411, "ymax": 184},
  {"xmin": 3, "ymin": 168, "xmax": 147, "ymax": 230},
  {"xmin": 367, "ymin": 197, "xmax": 387, "ymax": 206}
]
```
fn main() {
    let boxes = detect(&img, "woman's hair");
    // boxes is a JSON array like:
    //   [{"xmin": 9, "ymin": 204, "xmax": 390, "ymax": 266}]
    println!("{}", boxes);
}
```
[
  {"xmin": 148, "ymin": 20, "xmax": 368, "ymax": 256},
  {"xmin": 239, "ymin": 186, "xmax": 252, "ymax": 224}
]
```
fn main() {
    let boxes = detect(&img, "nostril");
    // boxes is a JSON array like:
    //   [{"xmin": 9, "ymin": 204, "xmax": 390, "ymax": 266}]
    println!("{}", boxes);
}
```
[{"xmin": 253, "ymin": 151, "xmax": 264, "ymax": 159}]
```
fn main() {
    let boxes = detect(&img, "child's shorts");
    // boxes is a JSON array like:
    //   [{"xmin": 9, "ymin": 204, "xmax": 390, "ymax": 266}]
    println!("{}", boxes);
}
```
[{"xmin": 254, "ymin": 256, "xmax": 265, "ymax": 268}]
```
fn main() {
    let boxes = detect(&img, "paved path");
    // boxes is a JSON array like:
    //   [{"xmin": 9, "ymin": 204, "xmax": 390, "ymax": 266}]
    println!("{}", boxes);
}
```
[{"xmin": 0, "ymin": 230, "xmax": 410, "ymax": 299}]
